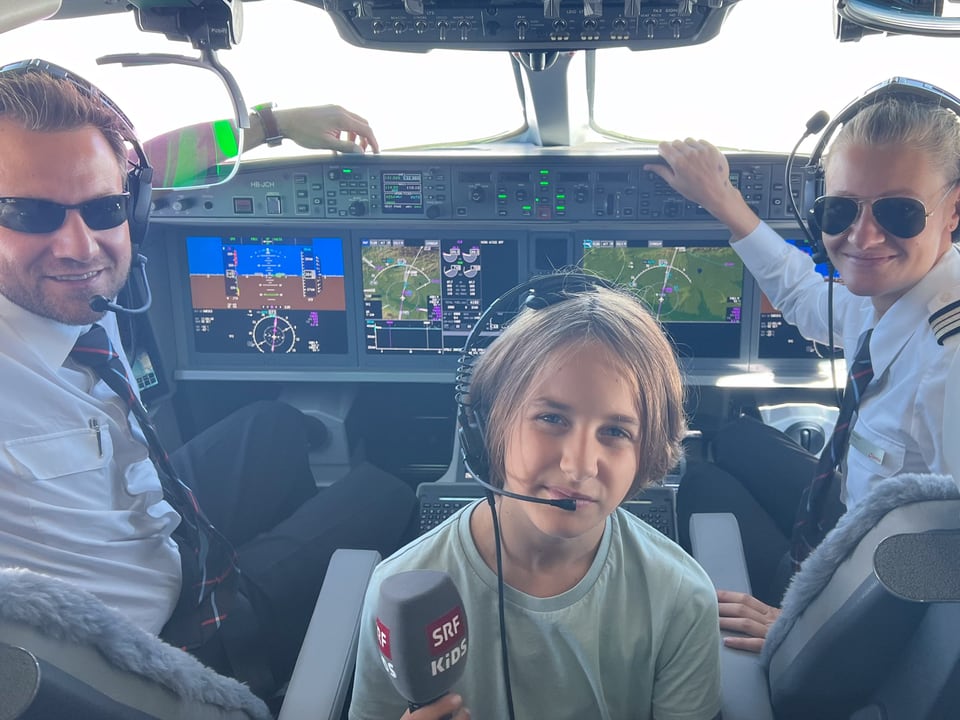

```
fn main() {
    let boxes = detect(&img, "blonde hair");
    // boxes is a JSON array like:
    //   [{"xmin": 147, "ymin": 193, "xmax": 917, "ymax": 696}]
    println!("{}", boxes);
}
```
[
  {"xmin": 827, "ymin": 95, "xmax": 960, "ymax": 184},
  {"xmin": 469, "ymin": 282, "xmax": 687, "ymax": 499}
]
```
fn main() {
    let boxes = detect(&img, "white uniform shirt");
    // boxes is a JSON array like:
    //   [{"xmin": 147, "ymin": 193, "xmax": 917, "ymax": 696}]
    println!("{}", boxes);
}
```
[
  {"xmin": 735, "ymin": 224, "xmax": 960, "ymax": 507},
  {"xmin": 945, "ymin": 347, "xmax": 960, "ymax": 488},
  {"xmin": 0, "ymin": 292, "xmax": 182, "ymax": 633}
]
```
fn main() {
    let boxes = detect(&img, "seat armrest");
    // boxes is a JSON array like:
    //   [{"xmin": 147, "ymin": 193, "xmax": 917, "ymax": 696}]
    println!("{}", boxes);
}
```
[
  {"xmin": 279, "ymin": 548, "xmax": 381, "ymax": 720},
  {"xmin": 688, "ymin": 512, "xmax": 752, "ymax": 595},
  {"xmin": 689, "ymin": 513, "xmax": 773, "ymax": 720}
]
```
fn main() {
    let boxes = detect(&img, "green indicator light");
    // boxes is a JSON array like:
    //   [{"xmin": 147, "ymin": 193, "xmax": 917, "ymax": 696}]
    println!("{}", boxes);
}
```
[
  {"xmin": 522, "ymin": 205, "xmax": 532, "ymax": 211},
  {"xmin": 556, "ymin": 193, "xmax": 566, "ymax": 199},
  {"xmin": 539, "ymin": 169, "xmax": 549, "ymax": 174},
  {"xmin": 497, "ymin": 193, "xmax": 508, "ymax": 199},
  {"xmin": 343, "ymin": 168, "xmax": 352, "ymax": 174},
  {"xmin": 557, "ymin": 205, "xmax": 566, "ymax": 211},
  {"xmin": 539, "ymin": 181, "xmax": 549, "ymax": 186}
]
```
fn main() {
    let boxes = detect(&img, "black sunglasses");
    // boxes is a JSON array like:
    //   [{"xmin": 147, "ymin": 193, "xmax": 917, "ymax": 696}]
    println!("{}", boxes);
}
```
[
  {"xmin": 811, "ymin": 182, "xmax": 958, "ymax": 239},
  {"xmin": 0, "ymin": 194, "xmax": 130, "ymax": 234}
]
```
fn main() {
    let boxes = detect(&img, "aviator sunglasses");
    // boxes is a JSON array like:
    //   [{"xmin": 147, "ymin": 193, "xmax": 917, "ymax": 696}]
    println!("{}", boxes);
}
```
[
  {"xmin": 811, "ymin": 181, "xmax": 958, "ymax": 239},
  {"xmin": 0, "ymin": 194, "xmax": 130, "ymax": 234}
]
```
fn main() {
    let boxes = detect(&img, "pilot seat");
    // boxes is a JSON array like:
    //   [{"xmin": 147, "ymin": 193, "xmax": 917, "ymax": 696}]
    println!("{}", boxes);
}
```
[{"xmin": 690, "ymin": 471, "xmax": 960, "ymax": 720}]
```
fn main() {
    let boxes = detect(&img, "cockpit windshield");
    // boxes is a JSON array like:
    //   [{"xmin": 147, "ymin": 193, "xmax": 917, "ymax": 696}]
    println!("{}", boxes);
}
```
[{"xmin": 5, "ymin": 0, "xmax": 960, "ymax": 155}]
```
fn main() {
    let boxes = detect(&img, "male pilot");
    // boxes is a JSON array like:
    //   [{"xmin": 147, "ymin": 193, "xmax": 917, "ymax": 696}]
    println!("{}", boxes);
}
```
[{"xmin": 0, "ymin": 61, "xmax": 416, "ymax": 700}]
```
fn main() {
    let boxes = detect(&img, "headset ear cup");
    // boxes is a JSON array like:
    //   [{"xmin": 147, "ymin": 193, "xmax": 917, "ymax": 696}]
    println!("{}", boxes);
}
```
[
  {"xmin": 455, "ymin": 353, "xmax": 489, "ymax": 480},
  {"xmin": 457, "ymin": 405, "xmax": 489, "ymax": 480},
  {"xmin": 126, "ymin": 163, "xmax": 153, "ymax": 249},
  {"xmin": 808, "ymin": 206, "xmax": 829, "ymax": 265}
]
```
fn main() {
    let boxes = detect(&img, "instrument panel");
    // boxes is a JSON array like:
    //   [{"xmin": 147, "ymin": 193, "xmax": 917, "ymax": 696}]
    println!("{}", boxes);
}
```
[
  {"xmin": 151, "ymin": 150, "xmax": 797, "ymax": 224},
  {"xmin": 147, "ymin": 149, "xmax": 835, "ymax": 386}
]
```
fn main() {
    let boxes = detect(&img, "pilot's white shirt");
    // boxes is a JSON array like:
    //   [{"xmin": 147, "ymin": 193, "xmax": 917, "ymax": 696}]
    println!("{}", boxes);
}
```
[
  {"xmin": 734, "ymin": 224, "xmax": 960, "ymax": 507},
  {"xmin": 0, "ymin": 292, "xmax": 181, "ymax": 633},
  {"xmin": 946, "ymin": 348, "xmax": 960, "ymax": 491}
]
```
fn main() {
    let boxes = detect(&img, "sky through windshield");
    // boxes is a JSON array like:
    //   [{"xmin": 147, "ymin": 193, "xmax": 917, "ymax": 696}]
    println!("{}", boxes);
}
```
[{"xmin": 2, "ymin": 0, "xmax": 960, "ymax": 153}]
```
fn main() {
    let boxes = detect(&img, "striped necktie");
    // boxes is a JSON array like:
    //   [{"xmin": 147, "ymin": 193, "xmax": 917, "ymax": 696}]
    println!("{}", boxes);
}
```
[
  {"xmin": 70, "ymin": 323, "xmax": 239, "ymax": 649},
  {"xmin": 790, "ymin": 328, "xmax": 874, "ymax": 569}
]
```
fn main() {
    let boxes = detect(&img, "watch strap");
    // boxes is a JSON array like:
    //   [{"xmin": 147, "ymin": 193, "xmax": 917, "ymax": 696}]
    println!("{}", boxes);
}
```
[{"xmin": 253, "ymin": 102, "xmax": 283, "ymax": 147}]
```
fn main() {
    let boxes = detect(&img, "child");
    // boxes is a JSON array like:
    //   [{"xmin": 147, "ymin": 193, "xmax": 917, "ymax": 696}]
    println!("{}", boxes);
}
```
[{"xmin": 349, "ymin": 275, "xmax": 722, "ymax": 720}]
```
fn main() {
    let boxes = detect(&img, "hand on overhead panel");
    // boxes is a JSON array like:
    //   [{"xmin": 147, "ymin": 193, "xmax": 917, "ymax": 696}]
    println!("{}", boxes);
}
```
[{"xmin": 644, "ymin": 138, "xmax": 760, "ymax": 240}]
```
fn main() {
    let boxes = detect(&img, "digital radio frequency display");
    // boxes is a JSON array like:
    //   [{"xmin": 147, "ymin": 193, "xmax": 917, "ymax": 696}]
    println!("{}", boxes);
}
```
[
  {"xmin": 581, "ymin": 238, "xmax": 744, "ymax": 358},
  {"xmin": 186, "ymin": 234, "xmax": 349, "ymax": 354},
  {"xmin": 381, "ymin": 171, "xmax": 424, "ymax": 214},
  {"xmin": 361, "ymin": 237, "xmax": 518, "ymax": 354}
]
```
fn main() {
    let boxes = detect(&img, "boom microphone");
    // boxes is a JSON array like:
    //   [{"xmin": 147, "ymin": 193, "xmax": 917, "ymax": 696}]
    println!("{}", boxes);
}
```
[
  {"xmin": 375, "ymin": 570, "xmax": 469, "ymax": 711},
  {"xmin": 786, "ymin": 109, "xmax": 832, "ymax": 255},
  {"xmin": 90, "ymin": 253, "xmax": 153, "ymax": 315},
  {"xmin": 471, "ymin": 475, "xmax": 577, "ymax": 512},
  {"xmin": 805, "ymin": 109, "xmax": 830, "ymax": 135}
]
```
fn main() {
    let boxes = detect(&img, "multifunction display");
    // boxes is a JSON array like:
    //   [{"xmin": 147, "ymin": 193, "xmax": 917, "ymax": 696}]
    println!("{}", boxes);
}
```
[
  {"xmin": 361, "ymin": 236, "xmax": 518, "ymax": 354},
  {"xmin": 580, "ymin": 237, "xmax": 745, "ymax": 358}
]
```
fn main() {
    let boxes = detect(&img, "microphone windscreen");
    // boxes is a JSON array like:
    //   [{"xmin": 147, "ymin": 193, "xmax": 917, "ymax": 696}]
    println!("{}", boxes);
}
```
[
  {"xmin": 89, "ymin": 295, "xmax": 110, "ymax": 313},
  {"xmin": 375, "ymin": 570, "xmax": 468, "ymax": 706},
  {"xmin": 806, "ymin": 110, "xmax": 830, "ymax": 135}
]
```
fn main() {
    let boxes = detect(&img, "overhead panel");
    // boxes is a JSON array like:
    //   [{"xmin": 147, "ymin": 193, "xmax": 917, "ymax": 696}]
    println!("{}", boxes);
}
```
[{"xmin": 310, "ymin": 0, "xmax": 743, "ymax": 52}]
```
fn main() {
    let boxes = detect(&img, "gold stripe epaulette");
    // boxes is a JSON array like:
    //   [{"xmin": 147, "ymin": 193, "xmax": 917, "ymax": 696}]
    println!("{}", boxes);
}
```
[{"xmin": 929, "ymin": 298, "xmax": 960, "ymax": 346}]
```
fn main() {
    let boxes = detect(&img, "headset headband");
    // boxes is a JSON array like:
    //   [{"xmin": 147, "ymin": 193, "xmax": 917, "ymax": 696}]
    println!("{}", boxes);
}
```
[
  {"xmin": 808, "ymin": 76, "xmax": 960, "ymax": 166},
  {"xmin": 0, "ymin": 59, "xmax": 148, "ymax": 169}
]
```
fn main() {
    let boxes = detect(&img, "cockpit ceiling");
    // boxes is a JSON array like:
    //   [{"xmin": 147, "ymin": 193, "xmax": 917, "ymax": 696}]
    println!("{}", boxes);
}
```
[{"xmin": 49, "ymin": 0, "xmax": 743, "ymax": 52}]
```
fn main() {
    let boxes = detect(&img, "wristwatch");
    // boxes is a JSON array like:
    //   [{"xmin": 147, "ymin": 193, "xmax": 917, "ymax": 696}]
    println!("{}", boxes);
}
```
[{"xmin": 252, "ymin": 102, "xmax": 283, "ymax": 147}]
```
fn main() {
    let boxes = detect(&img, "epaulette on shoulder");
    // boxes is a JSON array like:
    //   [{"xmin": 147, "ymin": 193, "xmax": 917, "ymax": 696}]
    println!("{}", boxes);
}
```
[{"xmin": 929, "ymin": 294, "xmax": 960, "ymax": 346}]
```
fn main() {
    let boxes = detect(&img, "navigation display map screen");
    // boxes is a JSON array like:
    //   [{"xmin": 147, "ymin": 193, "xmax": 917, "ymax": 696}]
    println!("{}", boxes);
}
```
[
  {"xmin": 186, "ymin": 233, "xmax": 349, "ymax": 354},
  {"xmin": 757, "ymin": 238, "xmax": 842, "ymax": 360},
  {"xmin": 361, "ymin": 236, "xmax": 518, "ymax": 354},
  {"xmin": 580, "ymin": 237, "xmax": 745, "ymax": 358}
]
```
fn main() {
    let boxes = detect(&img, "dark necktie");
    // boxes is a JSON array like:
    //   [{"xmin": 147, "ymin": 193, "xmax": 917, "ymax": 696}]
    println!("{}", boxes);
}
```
[
  {"xmin": 791, "ymin": 328, "xmax": 874, "ymax": 570},
  {"xmin": 70, "ymin": 323, "xmax": 239, "ymax": 649}
]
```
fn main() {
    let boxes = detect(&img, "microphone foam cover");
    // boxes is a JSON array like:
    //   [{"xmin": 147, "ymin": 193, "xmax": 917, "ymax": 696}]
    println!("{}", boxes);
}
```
[{"xmin": 375, "ymin": 570, "xmax": 468, "ymax": 705}]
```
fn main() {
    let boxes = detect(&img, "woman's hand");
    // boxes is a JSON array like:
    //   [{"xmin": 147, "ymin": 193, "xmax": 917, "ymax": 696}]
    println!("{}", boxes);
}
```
[
  {"xmin": 716, "ymin": 589, "xmax": 781, "ymax": 653},
  {"xmin": 644, "ymin": 138, "xmax": 759, "ymax": 239}
]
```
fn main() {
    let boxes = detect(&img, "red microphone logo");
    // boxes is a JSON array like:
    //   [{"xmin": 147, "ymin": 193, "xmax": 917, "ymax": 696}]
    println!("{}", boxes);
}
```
[
  {"xmin": 376, "ymin": 617, "xmax": 397, "ymax": 678},
  {"xmin": 426, "ymin": 605, "xmax": 467, "ymax": 677}
]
